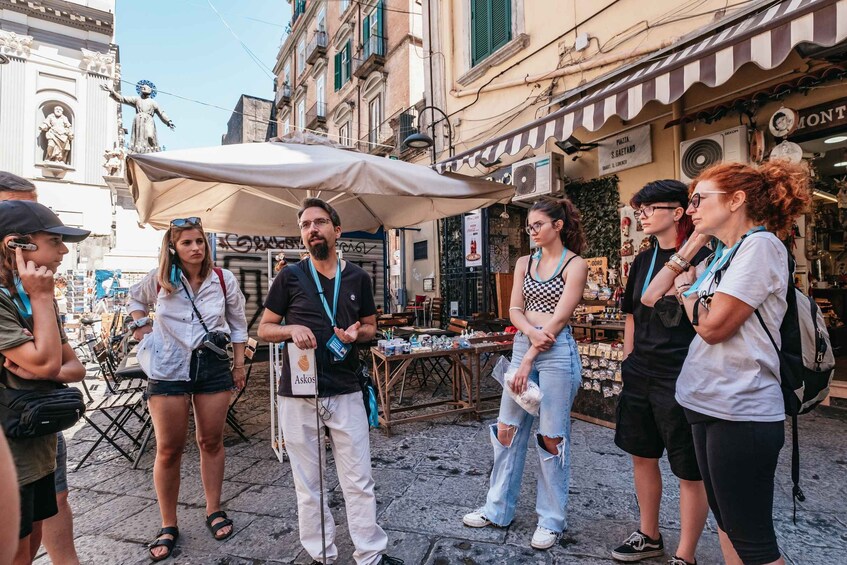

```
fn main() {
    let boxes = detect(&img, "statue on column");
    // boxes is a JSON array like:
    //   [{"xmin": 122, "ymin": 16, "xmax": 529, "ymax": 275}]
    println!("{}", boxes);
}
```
[
  {"xmin": 38, "ymin": 106, "xmax": 74, "ymax": 163},
  {"xmin": 101, "ymin": 80, "xmax": 175, "ymax": 153}
]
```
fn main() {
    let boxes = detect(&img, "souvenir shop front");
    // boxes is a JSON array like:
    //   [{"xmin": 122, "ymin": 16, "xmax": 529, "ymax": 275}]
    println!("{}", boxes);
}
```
[{"xmin": 434, "ymin": 0, "xmax": 847, "ymax": 422}]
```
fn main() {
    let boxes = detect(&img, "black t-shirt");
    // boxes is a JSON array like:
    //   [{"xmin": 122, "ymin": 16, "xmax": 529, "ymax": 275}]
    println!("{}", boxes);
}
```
[
  {"xmin": 622, "ymin": 243, "xmax": 711, "ymax": 378},
  {"xmin": 264, "ymin": 259, "xmax": 376, "ymax": 397}
]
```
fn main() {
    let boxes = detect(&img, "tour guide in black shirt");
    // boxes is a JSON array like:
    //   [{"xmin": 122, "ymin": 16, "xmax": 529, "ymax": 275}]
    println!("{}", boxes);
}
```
[{"xmin": 258, "ymin": 198, "xmax": 401, "ymax": 565}]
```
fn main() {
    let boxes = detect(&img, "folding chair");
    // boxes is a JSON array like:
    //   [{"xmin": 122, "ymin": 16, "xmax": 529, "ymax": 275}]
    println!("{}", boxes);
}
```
[
  {"xmin": 74, "ymin": 388, "xmax": 147, "ymax": 470},
  {"xmin": 226, "ymin": 338, "xmax": 258, "ymax": 442}
]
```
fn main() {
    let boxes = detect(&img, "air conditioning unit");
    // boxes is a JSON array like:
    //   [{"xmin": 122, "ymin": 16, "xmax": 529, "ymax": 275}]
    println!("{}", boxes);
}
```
[
  {"xmin": 679, "ymin": 125, "xmax": 749, "ymax": 183},
  {"xmin": 511, "ymin": 153, "xmax": 565, "ymax": 202}
]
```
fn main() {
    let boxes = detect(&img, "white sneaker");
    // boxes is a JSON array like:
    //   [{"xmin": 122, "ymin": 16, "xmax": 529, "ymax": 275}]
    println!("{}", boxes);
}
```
[
  {"xmin": 530, "ymin": 526, "xmax": 559, "ymax": 550},
  {"xmin": 462, "ymin": 510, "xmax": 492, "ymax": 528}
]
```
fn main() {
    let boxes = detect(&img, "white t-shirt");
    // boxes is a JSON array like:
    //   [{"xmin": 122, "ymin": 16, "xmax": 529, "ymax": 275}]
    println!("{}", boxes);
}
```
[{"xmin": 676, "ymin": 231, "xmax": 787, "ymax": 422}]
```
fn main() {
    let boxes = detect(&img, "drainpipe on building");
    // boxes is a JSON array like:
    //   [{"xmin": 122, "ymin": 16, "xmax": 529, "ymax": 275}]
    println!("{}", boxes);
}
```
[{"xmin": 672, "ymin": 99, "xmax": 684, "ymax": 180}]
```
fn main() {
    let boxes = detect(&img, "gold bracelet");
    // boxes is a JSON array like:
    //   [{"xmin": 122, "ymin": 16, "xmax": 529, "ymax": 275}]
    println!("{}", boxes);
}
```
[{"xmin": 664, "ymin": 261, "xmax": 684, "ymax": 275}]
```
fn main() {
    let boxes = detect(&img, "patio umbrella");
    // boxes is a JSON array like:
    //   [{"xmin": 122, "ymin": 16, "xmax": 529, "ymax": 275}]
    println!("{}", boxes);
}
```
[{"xmin": 126, "ymin": 132, "xmax": 515, "ymax": 236}]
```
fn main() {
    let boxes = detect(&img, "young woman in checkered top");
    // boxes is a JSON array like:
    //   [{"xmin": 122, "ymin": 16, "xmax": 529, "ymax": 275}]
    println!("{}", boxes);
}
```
[{"xmin": 463, "ymin": 198, "xmax": 589, "ymax": 550}]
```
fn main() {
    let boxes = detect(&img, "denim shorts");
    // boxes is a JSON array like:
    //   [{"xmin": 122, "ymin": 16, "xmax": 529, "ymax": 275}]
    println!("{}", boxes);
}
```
[{"xmin": 146, "ymin": 348, "xmax": 234, "ymax": 396}]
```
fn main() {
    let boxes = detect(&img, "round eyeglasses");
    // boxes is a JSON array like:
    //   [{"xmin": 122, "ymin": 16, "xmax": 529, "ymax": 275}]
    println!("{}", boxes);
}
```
[
  {"xmin": 688, "ymin": 191, "xmax": 728, "ymax": 209},
  {"xmin": 634, "ymin": 205, "xmax": 678, "ymax": 218},
  {"xmin": 524, "ymin": 221, "xmax": 553, "ymax": 235}
]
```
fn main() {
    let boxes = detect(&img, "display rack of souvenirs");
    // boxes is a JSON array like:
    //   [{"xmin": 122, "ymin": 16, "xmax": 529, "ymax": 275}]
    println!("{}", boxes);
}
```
[{"xmin": 577, "ymin": 340, "xmax": 624, "ymax": 398}]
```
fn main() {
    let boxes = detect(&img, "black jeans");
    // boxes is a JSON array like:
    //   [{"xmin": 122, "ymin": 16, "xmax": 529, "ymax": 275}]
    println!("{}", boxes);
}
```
[{"xmin": 690, "ymin": 417, "xmax": 784, "ymax": 565}]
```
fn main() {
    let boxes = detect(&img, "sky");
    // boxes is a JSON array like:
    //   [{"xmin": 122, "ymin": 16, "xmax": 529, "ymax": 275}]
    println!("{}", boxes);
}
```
[{"xmin": 116, "ymin": 0, "xmax": 289, "ymax": 150}]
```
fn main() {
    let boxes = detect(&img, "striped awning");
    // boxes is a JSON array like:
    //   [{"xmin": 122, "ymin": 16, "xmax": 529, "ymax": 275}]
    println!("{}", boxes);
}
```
[{"xmin": 435, "ymin": 0, "xmax": 847, "ymax": 174}]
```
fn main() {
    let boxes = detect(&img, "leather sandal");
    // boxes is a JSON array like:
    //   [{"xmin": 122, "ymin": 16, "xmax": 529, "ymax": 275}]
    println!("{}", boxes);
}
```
[
  {"xmin": 148, "ymin": 526, "xmax": 179, "ymax": 562},
  {"xmin": 205, "ymin": 510, "xmax": 234, "ymax": 540}
]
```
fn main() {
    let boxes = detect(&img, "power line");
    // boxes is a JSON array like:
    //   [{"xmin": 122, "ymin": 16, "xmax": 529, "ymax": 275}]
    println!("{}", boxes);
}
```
[{"xmin": 205, "ymin": 0, "xmax": 276, "ymax": 79}]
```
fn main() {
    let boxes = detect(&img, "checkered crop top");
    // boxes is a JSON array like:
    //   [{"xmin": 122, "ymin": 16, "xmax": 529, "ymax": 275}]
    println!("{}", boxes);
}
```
[{"xmin": 522, "ymin": 254, "xmax": 576, "ymax": 314}]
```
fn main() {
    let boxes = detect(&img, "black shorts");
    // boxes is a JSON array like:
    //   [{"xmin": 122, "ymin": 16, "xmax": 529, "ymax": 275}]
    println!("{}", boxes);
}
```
[
  {"xmin": 19, "ymin": 472, "xmax": 59, "ymax": 539},
  {"xmin": 614, "ymin": 359, "xmax": 701, "ymax": 481},
  {"xmin": 146, "ymin": 349, "xmax": 234, "ymax": 397}
]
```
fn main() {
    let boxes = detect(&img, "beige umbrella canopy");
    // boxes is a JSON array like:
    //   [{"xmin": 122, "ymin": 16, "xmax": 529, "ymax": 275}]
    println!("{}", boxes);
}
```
[{"xmin": 126, "ymin": 132, "xmax": 514, "ymax": 236}]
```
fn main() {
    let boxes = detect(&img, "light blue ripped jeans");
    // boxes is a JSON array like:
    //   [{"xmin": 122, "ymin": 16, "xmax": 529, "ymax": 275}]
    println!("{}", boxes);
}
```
[{"xmin": 480, "ymin": 327, "xmax": 582, "ymax": 533}]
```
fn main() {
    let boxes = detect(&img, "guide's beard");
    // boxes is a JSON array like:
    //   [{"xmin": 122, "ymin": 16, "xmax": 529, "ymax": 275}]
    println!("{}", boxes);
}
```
[{"xmin": 308, "ymin": 239, "xmax": 330, "ymax": 261}]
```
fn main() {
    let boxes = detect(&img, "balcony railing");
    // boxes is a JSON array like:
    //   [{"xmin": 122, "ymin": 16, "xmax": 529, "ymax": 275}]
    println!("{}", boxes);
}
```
[
  {"xmin": 353, "ymin": 35, "xmax": 386, "ymax": 79},
  {"xmin": 358, "ymin": 123, "xmax": 394, "ymax": 155},
  {"xmin": 306, "ymin": 102, "xmax": 327, "ymax": 130},
  {"xmin": 306, "ymin": 31, "xmax": 327, "ymax": 65},
  {"xmin": 275, "ymin": 83, "xmax": 291, "ymax": 108}
]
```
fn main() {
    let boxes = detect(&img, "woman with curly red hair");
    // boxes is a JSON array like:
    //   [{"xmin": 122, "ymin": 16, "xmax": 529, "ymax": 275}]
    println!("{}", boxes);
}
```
[{"xmin": 643, "ymin": 160, "xmax": 811, "ymax": 565}]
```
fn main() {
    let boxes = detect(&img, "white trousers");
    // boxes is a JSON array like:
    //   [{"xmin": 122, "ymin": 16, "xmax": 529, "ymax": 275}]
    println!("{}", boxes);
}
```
[{"xmin": 279, "ymin": 392, "xmax": 387, "ymax": 565}]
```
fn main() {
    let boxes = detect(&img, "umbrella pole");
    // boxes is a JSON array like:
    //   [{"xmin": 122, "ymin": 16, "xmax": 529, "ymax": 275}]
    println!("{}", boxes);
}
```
[{"xmin": 315, "ymin": 390, "xmax": 327, "ymax": 564}]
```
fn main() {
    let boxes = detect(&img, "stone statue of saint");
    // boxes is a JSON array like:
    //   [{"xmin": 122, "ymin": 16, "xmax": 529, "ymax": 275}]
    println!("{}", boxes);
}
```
[
  {"xmin": 101, "ymin": 81, "xmax": 175, "ymax": 153},
  {"xmin": 38, "ymin": 106, "xmax": 74, "ymax": 163}
]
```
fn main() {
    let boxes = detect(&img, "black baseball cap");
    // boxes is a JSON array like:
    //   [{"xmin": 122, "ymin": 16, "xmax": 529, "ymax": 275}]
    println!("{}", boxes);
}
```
[
  {"xmin": 0, "ymin": 200, "xmax": 90, "ymax": 242},
  {"xmin": 0, "ymin": 171, "xmax": 36, "ymax": 193}
]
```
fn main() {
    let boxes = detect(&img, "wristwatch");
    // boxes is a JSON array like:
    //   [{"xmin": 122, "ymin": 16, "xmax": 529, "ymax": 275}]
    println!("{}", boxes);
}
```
[{"xmin": 129, "ymin": 317, "xmax": 152, "ymax": 331}]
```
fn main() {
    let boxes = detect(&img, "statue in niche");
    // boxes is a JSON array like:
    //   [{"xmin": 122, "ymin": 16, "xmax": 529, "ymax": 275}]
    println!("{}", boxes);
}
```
[
  {"xmin": 38, "ymin": 106, "xmax": 74, "ymax": 163},
  {"xmin": 101, "ymin": 80, "xmax": 174, "ymax": 153},
  {"xmin": 103, "ymin": 143, "xmax": 127, "ymax": 176}
]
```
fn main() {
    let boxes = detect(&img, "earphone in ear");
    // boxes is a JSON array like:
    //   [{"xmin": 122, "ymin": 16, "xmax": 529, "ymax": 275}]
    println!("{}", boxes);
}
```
[{"xmin": 6, "ymin": 237, "xmax": 38, "ymax": 252}]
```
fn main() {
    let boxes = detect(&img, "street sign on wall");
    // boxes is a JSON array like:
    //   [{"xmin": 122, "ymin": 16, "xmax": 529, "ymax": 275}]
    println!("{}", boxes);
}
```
[{"xmin": 597, "ymin": 124, "xmax": 652, "ymax": 175}]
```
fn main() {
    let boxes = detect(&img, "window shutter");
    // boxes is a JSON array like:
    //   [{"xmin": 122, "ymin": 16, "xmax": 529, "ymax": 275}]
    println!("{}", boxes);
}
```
[
  {"xmin": 363, "ymin": 14, "xmax": 371, "ymax": 56},
  {"xmin": 470, "ymin": 0, "xmax": 489, "ymax": 66},
  {"xmin": 490, "ymin": 0, "xmax": 511, "ymax": 53},
  {"xmin": 334, "ymin": 52, "xmax": 341, "ymax": 91},
  {"xmin": 345, "ymin": 41, "xmax": 352, "ymax": 81},
  {"xmin": 377, "ymin": 2, "xmax": 384, "ymax": 40}
]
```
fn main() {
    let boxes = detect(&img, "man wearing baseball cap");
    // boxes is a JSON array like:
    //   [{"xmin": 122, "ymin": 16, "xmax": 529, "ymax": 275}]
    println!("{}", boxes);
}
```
[{"xmin": 0, "ymin": 171, "xmax": 37, "ymax": 202}]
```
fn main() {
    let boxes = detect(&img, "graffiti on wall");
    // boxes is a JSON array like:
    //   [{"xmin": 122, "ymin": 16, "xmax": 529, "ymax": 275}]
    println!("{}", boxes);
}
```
[{"xmin": 219, "ymin": 234, "xmax": 379, "ymax": 256}]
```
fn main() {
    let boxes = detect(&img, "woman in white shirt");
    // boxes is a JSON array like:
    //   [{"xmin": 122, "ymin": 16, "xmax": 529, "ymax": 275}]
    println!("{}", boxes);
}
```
[
  {"xmin": 128, "ymin": 218, "xmax": 248, "ymax": 562},
  {"xmin": 642, "ymin": 161, "xmax": 810, "ymax": 565}
]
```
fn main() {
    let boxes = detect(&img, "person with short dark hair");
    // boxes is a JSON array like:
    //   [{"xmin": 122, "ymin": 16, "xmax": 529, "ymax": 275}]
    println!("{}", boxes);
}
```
[
  {"xmin": 643, "ymin": 161, "xmax": 812, "ymax": 565},
  {"xmin": 611, "ymin": 180, "xmax": 709, "ymax": 565},
  {"xmin": 0, "ymin": 200, "xmax": 89, "ymax": 564},
  {"xmin": 258, "ymin": 198, "xmax": 401, "ymax": 565},
  {"xmin": 0, "ymin": 171, "xmax": 37, "ymax": 202}
]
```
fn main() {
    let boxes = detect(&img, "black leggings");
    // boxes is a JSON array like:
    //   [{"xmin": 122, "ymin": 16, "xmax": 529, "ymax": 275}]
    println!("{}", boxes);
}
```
[{"xmin": 691, "ymin": 418, "xmax": 784, "ymax": 565}]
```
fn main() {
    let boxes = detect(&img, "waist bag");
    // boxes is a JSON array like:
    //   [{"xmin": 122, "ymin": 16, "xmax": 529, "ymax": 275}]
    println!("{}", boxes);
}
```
[{"xmin": 0, "ymin": 385, "xmax": 85, "ymax": 439}]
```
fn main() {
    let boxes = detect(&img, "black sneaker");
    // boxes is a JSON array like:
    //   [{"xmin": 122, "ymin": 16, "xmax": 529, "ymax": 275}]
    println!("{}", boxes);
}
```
[
  {"xmin": 379, "ymin": 556, "xmax": 404, "ymax": 565},
  {"xmin": 668, "ymin": 556, "xmax": 696, "ymax": 565},
  {"xmin": 611, "ymin": 530, "xmax": 664, "ymax": 562}
]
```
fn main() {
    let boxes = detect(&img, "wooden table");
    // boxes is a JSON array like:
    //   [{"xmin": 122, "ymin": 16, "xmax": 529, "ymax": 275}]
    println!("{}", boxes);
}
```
[
  {"xmin": 369, "ymin": 338, "xmax": 515, "ymax": 429},
  {"xmin": 371, "ymin": 347, "xmax": 476, "ymax": 429}
]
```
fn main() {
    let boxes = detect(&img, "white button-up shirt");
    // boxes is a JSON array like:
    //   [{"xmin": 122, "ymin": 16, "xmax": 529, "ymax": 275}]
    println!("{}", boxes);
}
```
[{"xmin": 128, "ymin": 268, "xmax": 248, "ymax": 382}]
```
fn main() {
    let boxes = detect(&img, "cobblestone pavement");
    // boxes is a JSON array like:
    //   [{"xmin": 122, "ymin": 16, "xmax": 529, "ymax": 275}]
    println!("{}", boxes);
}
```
[{"xmin": 36, "ymin": 363, "xmax": 847, "ymax": 564}]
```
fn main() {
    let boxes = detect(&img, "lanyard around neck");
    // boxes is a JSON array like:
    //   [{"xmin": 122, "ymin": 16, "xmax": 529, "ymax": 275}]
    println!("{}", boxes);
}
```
[
  {"xmin": 308, "ymin": 258, "xmax": 341, "ymax": 327},
  {"xmin": 532, "ymin": 248, "xmax": 568, "ymax": 283},
  {"xmin": 641, "ymin": 245, "xmax": 659, "ymax": 297},
  {"xmin": 0, "ymin": 277, "xmax": 33, "ymax": 318},
  {"xmin": 683, "ymin": 226, "xmax": 765, "ymax": 298}
]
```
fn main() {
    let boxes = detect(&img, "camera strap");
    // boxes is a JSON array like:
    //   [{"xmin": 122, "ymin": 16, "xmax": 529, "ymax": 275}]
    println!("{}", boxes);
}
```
[{"xmin": 179, "ymin": 278, "xmax": 212, "ymax": 335}]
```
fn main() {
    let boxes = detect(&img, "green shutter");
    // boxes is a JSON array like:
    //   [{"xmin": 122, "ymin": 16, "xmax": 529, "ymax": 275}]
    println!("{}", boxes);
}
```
[
  {"xmin": 377, "ymin": 2, "xmax": 384, "ymax": 41},
  {"xmin": 345, "ymin": 41, "xmax": 352, "ymax": 83},
  {"xmin": 490, "ymin": 0, "xmax": 511, "ymax": 53},
  {"xmin": 334, "ymin": 52, "xmax": 341, "ymax": 91},
  {"xmin": 470, "ymin": 0, "xmax": 489, "ymax": 66},
  {"xmin": 363, "ymin": 14, "xmax": 371, "ymax": 56}
]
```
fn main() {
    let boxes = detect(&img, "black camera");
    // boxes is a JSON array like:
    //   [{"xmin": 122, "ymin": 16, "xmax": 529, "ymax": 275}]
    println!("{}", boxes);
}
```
[{"xmin": 203, "ymin": 330, "xmax": 231, "ymax": 358}]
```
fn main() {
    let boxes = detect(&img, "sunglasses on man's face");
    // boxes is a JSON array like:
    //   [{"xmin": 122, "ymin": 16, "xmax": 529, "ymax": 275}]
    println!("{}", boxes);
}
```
[{"xmin": 170, "ymin": 217, "xmax": 202, "ymax": 228}]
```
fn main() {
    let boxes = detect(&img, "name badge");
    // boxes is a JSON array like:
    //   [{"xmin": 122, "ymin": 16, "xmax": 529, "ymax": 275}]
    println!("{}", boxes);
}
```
[
  {"xmin": 287, "ymin": 343, "xmax": 317, "ymax": 395},
  {"xmin": 326, "ymin": 333, "xmax": 351, "ymax": 362}
]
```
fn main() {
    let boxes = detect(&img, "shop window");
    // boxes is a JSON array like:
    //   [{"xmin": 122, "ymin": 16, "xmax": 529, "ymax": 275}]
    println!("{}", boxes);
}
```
[{"xmin": 471, "ymin": 0, "xmax": 512, "ymax": 67}]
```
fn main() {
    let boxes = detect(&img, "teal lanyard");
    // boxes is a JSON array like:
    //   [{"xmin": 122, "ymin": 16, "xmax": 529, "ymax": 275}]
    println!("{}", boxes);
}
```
[
  {"xmin": 308, "ymin": 258, "xmax": 341, "ymax": 327},
  {"xmin": 641, "ymin": 245, "xmax": 659, "ymax": 297},
  {"xmin": 683, "ymin": 226, "xmax": 765, "ymax": 298},
  {"xmin": 532, "ymin": 248, "xmax": 568, "ymax": 283},
  {"xmin": 0, "ymin": 277, "xmax": 33, "ymax": 319}
]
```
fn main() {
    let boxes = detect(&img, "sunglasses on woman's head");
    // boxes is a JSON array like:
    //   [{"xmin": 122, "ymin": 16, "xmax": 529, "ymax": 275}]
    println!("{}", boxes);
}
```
[{"xmin": 170, "ymin": 217, "xmax": 202, "ymax": 227}]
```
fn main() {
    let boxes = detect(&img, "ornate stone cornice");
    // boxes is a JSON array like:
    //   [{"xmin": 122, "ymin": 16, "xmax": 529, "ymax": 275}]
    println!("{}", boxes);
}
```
[
  {"xmin": 0, "ymin": 30, "xmax": 33, "ymax": 59},
  {"xmin": 0, "ymin": 0, "xmax": 114, "ymax": 35},
  {"xmin": 80, "ymin": 47, "xmax": 114, "ymax": 76}
]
